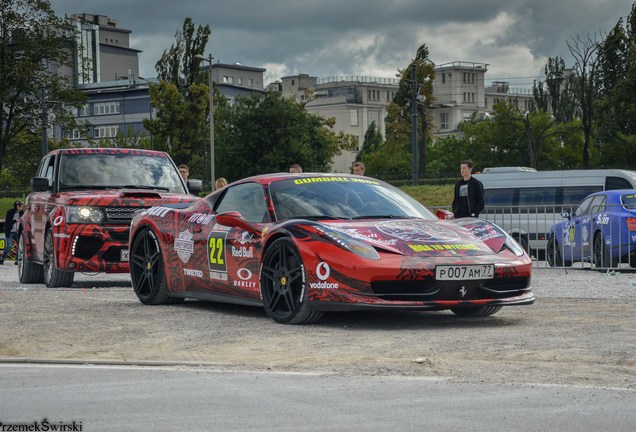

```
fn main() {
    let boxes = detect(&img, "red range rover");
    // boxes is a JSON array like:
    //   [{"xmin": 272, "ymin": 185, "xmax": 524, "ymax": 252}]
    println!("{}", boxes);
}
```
[{"xmin": 18, "ymin": 148, "xmax": 201, "ymax": 287}]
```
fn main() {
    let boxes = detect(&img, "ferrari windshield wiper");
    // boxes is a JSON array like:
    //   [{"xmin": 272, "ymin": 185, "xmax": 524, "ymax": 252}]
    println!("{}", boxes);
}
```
[
  {"xmin": 350, "ymin": 215, "xmax": 413, "ymax": 220},
  {"xmin": 290, "ymin": 215, "xmax": 343, "ymax": 220}
]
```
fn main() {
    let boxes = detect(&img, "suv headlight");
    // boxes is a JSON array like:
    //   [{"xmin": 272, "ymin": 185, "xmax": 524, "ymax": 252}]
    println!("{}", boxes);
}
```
[{"xmin": 67, "ymin": 206, "xmax": 104, "ymax": 224}]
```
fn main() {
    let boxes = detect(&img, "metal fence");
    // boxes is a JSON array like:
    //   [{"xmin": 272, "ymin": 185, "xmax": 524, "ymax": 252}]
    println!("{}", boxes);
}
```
[{"xmin": 477, "ymin": 204, "xmax": 636, "ymax": 270}]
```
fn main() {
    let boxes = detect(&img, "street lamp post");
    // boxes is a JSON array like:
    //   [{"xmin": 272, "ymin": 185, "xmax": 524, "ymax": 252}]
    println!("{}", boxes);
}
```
[
  {"xmin": 195, "ymin": 53, "xmax": 215, "ymax": 190},
  {"xmin": 41, "ymin": 85, "xmax": 48, "ymax": 155}
]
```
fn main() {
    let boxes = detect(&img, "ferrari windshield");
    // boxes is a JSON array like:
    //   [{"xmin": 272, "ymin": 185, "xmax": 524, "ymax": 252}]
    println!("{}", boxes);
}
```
[
  {"xmin": 269, "ymin": 177, "xmax": 436, "ymax": 221},
  {"xmin": 58, "ymin": 153, "xmax": 187, "ymax": 193}
]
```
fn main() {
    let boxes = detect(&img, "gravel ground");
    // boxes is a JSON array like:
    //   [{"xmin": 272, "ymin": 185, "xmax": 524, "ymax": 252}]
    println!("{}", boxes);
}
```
[{"xmin": 0, "ymin": 264, "xmax": 635, "ymax": 389}]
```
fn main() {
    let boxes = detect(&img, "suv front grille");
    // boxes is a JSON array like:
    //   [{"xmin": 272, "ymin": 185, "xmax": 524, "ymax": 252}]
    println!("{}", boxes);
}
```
[{"xmin": 106, "ymin": 207, "xmax": 149, "ymax": 222}]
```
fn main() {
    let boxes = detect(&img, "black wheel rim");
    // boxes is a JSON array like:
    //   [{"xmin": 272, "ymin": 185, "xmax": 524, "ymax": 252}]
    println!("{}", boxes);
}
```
[
  {"xmin": 261, "ymin": 241, "xmax": 304, "ymax": 321},
  {"xmin": 44, "ymin": 231, "xmax": 53, "ymax": 284},
  {"xmin": 17, "ymin": 235, "xmax": 25, "ymax": 276},
  {"xmin": 130, "ymin": 230, "xmax": 161, "ymax": 300}
]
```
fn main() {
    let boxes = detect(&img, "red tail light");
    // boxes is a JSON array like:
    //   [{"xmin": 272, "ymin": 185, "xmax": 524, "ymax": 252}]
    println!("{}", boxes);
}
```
[{"xmin": 626, "ymin": 217, "xmax": 636, "ymax": 231}]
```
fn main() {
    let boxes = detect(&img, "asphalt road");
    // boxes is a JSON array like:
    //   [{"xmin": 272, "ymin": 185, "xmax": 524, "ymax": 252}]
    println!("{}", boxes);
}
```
[{"xmin": 1, "ymin": 363, "xmax": 635, "ymax": 432}]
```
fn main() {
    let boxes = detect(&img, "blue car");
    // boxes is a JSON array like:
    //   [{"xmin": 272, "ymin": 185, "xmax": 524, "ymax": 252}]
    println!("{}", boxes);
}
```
[{"xmin": 547, "ymin": 189, "xmax": 636, "ymax": 268}]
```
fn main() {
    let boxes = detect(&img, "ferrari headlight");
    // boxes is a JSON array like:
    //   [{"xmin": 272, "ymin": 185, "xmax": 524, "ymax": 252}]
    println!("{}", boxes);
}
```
[
  {"xmin": 67, "ymin": 206, "xmax": 104, "ymax": 224},
  {"xmin": 316, "ymin": 226, "xmax": 380, "ymax": 260},
  {"xmin": 502, "ymin": 230, "xmax": 525, "ymax": 257}
]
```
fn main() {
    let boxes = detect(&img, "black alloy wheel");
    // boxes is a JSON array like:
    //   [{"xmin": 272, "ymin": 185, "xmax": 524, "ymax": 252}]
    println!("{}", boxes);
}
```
[
  {"xmin": 130, "ymin": 228, "xmax": 181, "ymax": 305},
  {"xmin": 260, "ymin": 238, "xmax": 322, "ymax": 324},
  {"xmin": 44, "ymin": 228, "xmax": 74, "ymax": 288}
]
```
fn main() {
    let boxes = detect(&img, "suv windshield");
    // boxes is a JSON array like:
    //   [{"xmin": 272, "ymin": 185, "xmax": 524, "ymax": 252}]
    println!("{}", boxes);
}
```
[
  {"xmin": 269, "ymin": 178, "xmax": 436, "ymax": 221},
  {"xmin": 58, "ymin": 153, "xmax": 187, "ymax": 194}
]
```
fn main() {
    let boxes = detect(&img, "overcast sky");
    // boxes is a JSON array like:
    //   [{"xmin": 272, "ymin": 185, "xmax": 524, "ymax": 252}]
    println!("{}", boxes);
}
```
[{"xmin": 50, "ymin": 0, "xmax": 634, "ymax": 88}]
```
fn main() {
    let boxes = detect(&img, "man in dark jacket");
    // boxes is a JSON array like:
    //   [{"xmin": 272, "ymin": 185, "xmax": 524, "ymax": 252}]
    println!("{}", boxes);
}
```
[
  {"xmin": 1, "ymin": 200, "xmax": 24, "ymax": 264},
  {"xmin": 452, "ymin": 160, "xmax": 485, "ymax": 218}
]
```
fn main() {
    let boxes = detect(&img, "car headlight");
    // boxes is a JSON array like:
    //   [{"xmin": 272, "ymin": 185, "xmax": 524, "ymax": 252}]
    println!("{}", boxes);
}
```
[
  {"xmin": 67, "ymin": 206, "xmax": 104, "ymax": 224},
  {"xmin": 501, "ymin": 230, "xmax": 525, "ymax": 257},
  {"xmin": 316, "ymin": 226, "xmax": 380, "ymax": 260}
]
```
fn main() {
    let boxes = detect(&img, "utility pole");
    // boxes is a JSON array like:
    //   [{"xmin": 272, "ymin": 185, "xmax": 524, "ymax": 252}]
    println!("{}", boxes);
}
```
[
  {"xmin": 411, "ymin": 63, "xmax": 418, "ymax": 186},
  {"xmin": 41, "ymin": 85, "xmax": 48, "ymax": 155}
]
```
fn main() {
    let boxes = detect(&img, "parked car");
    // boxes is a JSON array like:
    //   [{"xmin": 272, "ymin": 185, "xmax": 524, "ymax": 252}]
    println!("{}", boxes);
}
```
[
  {"xmin": 476, "ymin": 168, "xmax": 636, "ymax": 257},
  {"xmin": 18, "ymin": 148, "xmax": 202, "ymax": 287},
  {"xmin": 547, "ymin": 189, "xmax": 636, "ymax": 268},
  {"xmin": 129, "ymin": 173, "xmax": 534, "ymax": 324}
]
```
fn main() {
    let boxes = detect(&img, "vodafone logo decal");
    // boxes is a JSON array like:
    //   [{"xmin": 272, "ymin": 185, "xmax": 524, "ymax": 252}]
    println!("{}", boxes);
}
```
[
  {"xmin": 316, "ymin": 262, "xmax": 330, "ymax": 280},
  {"xmin": 311, "ymin": 262, "xmax": 338, "ymax": 289}
]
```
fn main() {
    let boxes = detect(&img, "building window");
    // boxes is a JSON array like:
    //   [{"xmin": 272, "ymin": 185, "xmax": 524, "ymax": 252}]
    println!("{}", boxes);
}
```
[
  {"xmin": 238, "ymin": 77, "xmax": 243, "ymax": 85},
  {"xmin": 248, "ymin": 78, "xmax": 253, "ymax": 87},
  {"xmin": 442, "ymin": 73, "xmax": 446, "ymax": 84},
  {"xmin": 350, "ymin": 109, "xmax": 359, "ymax": 126},
  {"xmin": 65, "ymin": 129, "xmax": 82, "ymax": 140},
  {"xmin": 93, "ymin": 102, "xmax": 120, "ymax": 115},
  {"xmin": 440, "ymin": 113, "xmax": 449, "ymax": 129},
  {"xmin": 75, "ymin": 105, "xmax": 88, "ymax": 116},
  {"xmin": 223, "ymin": 76, "xmax": 233, "ymax": 84},
  {"xmin": 94, "ymin": 125, "xmax": 119, "ymax": 138},
  {"xmin": 386, "ymin": 91, "xmax": 390, "ymax": 101}
]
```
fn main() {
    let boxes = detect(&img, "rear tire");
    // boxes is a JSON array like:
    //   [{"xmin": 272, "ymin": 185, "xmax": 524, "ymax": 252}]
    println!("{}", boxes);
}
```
[
  {"xmin": 44, "ymin": 228, "xmax": 74, "ymax": 288},
  {"xmin": 451, "ymin": 305, "xmax": 502, "ymax": 317},
  {"xmin": 593, "ymin": 233, "xmax": 618, "ymax": 268},
  {"xmin": 17, "ymin": 233, "xmax": 44, "ymax": 284}
]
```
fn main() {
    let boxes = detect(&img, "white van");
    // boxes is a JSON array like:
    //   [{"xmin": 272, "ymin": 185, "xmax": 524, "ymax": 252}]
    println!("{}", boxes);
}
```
[{"xmin": 473, "ymin": 169, "xmax": 636, "ymax": 256}]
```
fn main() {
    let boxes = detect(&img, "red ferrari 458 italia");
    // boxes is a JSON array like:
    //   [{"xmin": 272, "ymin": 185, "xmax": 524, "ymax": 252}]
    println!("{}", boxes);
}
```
[{"xmin": 129, "ymin": 173, "xmax": 534, "ymax": 324}]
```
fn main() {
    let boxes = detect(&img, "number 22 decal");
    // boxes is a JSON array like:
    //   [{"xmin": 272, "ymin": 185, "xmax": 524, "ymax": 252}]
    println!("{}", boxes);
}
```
[{"xmin": 208, "ymin": 231, "xmax": 228, "ymax": 272}]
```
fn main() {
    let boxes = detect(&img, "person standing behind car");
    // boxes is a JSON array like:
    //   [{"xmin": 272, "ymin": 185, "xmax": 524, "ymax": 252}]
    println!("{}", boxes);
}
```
[
  {"xmin": 1, "ymin": 200, "xmax": 24, "ymax": 265},
  {"xmin": 452, "ymin": 160, "xmax": 484, "ymax": 218}
]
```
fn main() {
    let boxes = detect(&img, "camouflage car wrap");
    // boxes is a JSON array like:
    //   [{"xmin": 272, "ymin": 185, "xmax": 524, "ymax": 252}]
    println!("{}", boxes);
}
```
[
  {"xmin": 129, "ymin": 173, "xmax": 534, "ymax": 324},
  {"xmin": 19, "ymin": 148, "xmax": 198, "ymax": 285}
]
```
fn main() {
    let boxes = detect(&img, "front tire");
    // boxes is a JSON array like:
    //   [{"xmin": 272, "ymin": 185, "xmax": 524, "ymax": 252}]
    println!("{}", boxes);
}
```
[
  {"xmin": 44, "ymin": 228, "xmax": 74, "ymax": 288},
  {"xmin": 17, "ymin": 233, "xmax": 44, "ymax": 284},
  {"xmin": 546, "ymin": 235, "xmax": 562, "ymax": 267},
  {"xmin": 260, "ymin": 238, "xmax": 323, "ymax": 324},
  {"xmin": 130, "ymin": 228, "xmax": 182, "ymax": 305},
  {"xmin": 450, "ymin": 305, "xmax": 502, "ymax": 317}
]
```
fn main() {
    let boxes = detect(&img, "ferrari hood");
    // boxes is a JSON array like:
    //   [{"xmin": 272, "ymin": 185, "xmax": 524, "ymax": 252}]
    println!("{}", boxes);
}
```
[{"xmin": 323, "ymin": 218, "xmax": 506, "ymax": 257}]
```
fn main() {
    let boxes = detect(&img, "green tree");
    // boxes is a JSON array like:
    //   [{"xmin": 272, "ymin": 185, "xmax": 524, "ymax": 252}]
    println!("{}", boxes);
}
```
[
  {"xmin": 214, "ymin": 91, "xmax": 348, "ymax": 180},
  {"xmin": 385, "ymin": 44, "xmax": 435, "ymax": 180},
  {"xmin": 144, "ymin": 17, "xmax": 211, "ymax": 179},
  {"xmin": 0, "ymin": 0, "xmax": 86, "ymax": 172},
  {"xmin": 595, "ymin": 2, "xmax": 636, "ymax": 166},
  {"xmin": 358, "ymin": 121, "xmax": 383, "ymax": 161},
  {"xmin": 533, "ymin": 57, "xmax": 578, "ymax": 123}
]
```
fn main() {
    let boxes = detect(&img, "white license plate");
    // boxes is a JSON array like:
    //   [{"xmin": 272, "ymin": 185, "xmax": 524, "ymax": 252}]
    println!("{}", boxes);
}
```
[
  {"xmin": 121, "ymin": 249, "xmax": 129, "ymax": 262},
  {"xmin": 435, "ymin": 264, "xmax": 494, "ymax": 280}
]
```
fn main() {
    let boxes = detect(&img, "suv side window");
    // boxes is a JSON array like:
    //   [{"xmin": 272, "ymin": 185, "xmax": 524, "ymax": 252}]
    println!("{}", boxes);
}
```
[{"xmin": 37, "ymin": 155, "xmax": 56, "ymax": 188}]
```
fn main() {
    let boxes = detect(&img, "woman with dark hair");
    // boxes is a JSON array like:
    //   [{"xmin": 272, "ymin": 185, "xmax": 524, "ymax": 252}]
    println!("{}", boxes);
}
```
[{"xmin": 1, "ymin": 200, "xmax": 24, "ymax": 265}]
